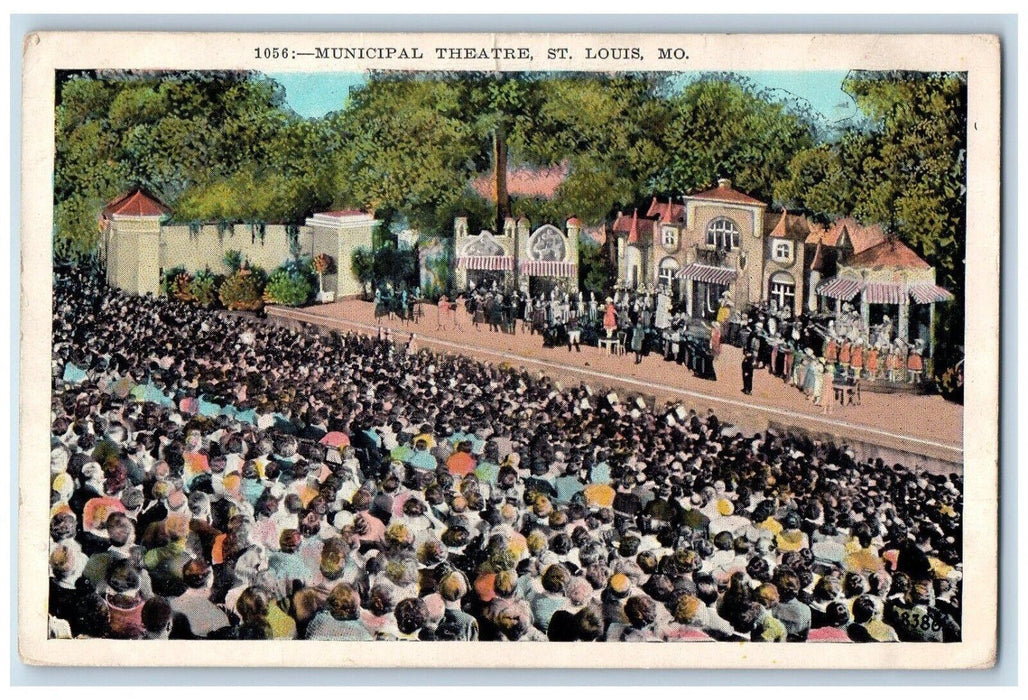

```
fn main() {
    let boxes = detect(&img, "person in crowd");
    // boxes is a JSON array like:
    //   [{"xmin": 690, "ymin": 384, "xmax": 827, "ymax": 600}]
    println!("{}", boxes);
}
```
[
  {"xmin": 741, "ymin": 348, "xmax": 755, "ymax": 395},
  {"xmin": 44, "ymin": 267, "xmax": 963, "ymax": 643}
]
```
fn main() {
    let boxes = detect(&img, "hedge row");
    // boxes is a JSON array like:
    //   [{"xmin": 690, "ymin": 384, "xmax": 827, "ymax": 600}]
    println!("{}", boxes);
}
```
[{"xmin": 159, "ymin": 254, "xmax": 328, "ymax": 311}]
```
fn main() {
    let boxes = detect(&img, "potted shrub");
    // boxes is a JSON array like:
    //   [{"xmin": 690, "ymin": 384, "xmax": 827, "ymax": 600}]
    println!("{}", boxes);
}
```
[{"xmin": 313, "ymin": 253, "xmax": 336, "ymax": 303}]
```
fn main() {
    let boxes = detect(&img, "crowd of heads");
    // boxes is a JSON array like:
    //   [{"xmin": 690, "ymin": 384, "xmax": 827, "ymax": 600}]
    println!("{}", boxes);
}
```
[{"xmin": 48, "ymin": 266, "xmax": 962, "ymax": 642}]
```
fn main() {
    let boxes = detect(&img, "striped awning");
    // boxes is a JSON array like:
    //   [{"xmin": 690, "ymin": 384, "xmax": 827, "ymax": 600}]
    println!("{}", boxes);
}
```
[
  {"xmin": 519, "ymin": 260, "xmax": 577, "ymax": 277},
  {"xmin": 817, "ymin": 276, "xmax": 862, "ymax": 301},
  {"xmin": 908, "ymin": 283, "xmax": 954, "ymax": 304},
  {"xmin": 456, "ymin": 255, "xmax": 514, "ymax": 271},
  {"xmin": 864, "ymin": 282, "xmax": 906, "ymax": 305},
  {"xmin": 675, "ymin": 263, "xmax": 737, "ymax": 285}
]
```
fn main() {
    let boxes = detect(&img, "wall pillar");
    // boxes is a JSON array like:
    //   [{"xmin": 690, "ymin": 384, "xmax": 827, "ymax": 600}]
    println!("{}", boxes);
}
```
[
  {"xmin": 306, "ymin": 212, "xmax": 380, "ymax": 299},
  {"xmin": 807, "ymin": 270, "xmax": 821, "ymax": 313},
  {"xmin": 898, "ymin": 299, "xmax": 910, "ymax": 343},
  {"xmin": 928, "ymin": 303, "xmax": 936, "ymax": 358}
]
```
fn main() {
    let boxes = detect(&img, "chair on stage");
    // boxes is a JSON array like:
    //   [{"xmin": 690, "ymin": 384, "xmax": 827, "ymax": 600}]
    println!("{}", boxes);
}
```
[
  {"xmin": 597, "ymin": 332, "xmax": 618, "ymax": 355},
  {"xmin": 616, "ymin": 330, "xmax": 627, "ymax": 356}
]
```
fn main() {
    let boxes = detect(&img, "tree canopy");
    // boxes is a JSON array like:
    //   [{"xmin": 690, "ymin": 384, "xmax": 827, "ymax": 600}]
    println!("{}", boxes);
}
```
[
  {"xmin": 54, "ymin": 70, "xmax": 340, "ymax": 258},
  {"xmin": 54, "ymin": 68, "xmax": 967, "ymax": 319}
]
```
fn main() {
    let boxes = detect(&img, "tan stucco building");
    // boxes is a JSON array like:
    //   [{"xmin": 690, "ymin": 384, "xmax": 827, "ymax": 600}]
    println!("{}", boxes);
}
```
[
  {"xmin": 613, "ymin": 178, "xmax": 768, "ymax": 318},
  {"xmin": 612, "ymin": 179, "xmax": 953, "ymax": 339},
  {"xmin": 453, "ymin": 215, "xmax": 581, "ymax": 295}
]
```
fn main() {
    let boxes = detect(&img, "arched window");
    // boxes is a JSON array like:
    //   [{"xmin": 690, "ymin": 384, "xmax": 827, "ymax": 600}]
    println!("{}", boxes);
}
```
[
  {"xmin": 658, "ymin": 257, "xmax": 680, "ymax": 289},
  {"xmin": 706, "ymin": 217, "xmax": 740, "ymax": 250},
  {"xmin": 769, "ymin": 271, "xmax": 796, "ymax": 311}
]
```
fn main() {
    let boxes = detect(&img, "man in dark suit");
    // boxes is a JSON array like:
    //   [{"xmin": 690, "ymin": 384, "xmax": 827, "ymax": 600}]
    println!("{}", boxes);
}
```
[{"xmin": 742, "ymin": 348, "xmax": 755, "ymax": 395}]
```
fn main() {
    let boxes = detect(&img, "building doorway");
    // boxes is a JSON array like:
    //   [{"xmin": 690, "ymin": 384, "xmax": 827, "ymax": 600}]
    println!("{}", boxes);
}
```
[
  {"xmin": 529, "ymin": 276, "xmax": 561, "ymax": 298},
  {"xmin": 693, "ymin": 281, "xmax": 729, "ymax": 320},
  {"xmin": 468, "ymin": 270, "xmax": 507, "ymax": 292}
]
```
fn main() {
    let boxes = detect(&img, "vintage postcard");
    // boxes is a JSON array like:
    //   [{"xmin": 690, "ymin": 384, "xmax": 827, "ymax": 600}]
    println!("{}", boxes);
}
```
[{"xmin": 19, "ymin": 31, "xmax": 1000, "ymax": 668}]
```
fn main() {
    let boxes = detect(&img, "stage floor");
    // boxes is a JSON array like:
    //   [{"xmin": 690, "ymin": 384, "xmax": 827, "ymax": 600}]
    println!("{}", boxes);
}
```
[{"xmin": 266, "ymin": 299, "xmax": 964, "ymax": 469}]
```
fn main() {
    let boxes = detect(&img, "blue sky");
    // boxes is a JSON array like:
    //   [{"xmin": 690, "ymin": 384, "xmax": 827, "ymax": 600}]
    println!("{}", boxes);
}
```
[{"xmin": 267, "ymin": 70, "xmax": 858, "ymax": 127}]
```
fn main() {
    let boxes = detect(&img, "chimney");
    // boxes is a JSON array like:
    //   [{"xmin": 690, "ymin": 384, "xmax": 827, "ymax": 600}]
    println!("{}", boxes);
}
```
[{"xmin": 717, "ymin": 178, "xmax": 732, "ymax": 189}]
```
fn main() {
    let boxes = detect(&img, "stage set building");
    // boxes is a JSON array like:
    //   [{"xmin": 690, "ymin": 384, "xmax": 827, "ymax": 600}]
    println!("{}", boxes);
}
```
[
  {"xmin": 99, "ymin": 188, "xmax": 378, "ymax": 300},
  {"xmin": 452, "ymin": 215, "xmax": 582, "ymax": 297},
  {"xmin": 613, "ymin": 178, "xmax": 953, "ymax": 352}
]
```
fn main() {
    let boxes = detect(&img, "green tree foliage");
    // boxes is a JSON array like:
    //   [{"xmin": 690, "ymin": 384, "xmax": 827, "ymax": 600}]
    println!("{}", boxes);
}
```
[
  {"xmin": 842, "ymin": 72, "xmax": 966, "ymax": 290},
  {"xmin": 772, "ymin": 143, "xmax": 852, "ymax": 223},
  {"xmin": 54, "ymin": 70, "xmax": 340, "ymax": 258},
  {"xmin": 775, "ymin": 71, "xmax": 966, "ymax": 293},
  {"xmin": 349, "ymin": 244, "xmax": 418, "ymax": 297},
  {"xmin": 512, "ymin": 74, "xmax": 668, "ymax": 225},
  {"xmin": 653, "ymin": 75, "xmax": 817, "ymax": 202},
  {"xmin": 350, "ymin": 247, "xmax": 375, "ymax": 297},
  {"xmin": 264, "ymin": 258, "xmax": 316, "ymax": 307},
  {"xmin": 331, "ymin": 73, "xmax": 669, "ymax": 231},
  {"xmin": 372, "ymin": 244, "xmax": 419, "ymax": 290},
  {"xmin": 330, "ymin": 76, "xmax": 481, "ymax": 231},
  {"xmin": 773, "ymin": 71, "xmax": 967, "ymax": 374},
  {"xmin": 578, "ymin": 238, "xmax": 612, "ymax": 296}
]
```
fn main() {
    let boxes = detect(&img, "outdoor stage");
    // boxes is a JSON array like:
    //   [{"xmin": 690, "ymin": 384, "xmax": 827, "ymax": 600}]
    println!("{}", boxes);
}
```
[{"xmin": 266, "ymin": 299, "xmax": 964, "ymax": 472}]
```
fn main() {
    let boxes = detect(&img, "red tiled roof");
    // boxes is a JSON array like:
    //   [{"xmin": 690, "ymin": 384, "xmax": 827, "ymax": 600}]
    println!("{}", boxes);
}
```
[
  {"xmin": 688, "ymin": 179, "xmax": 765, "ymax": 207},
  {"xmin": 566, "ymin": 216, "xmax": 581, "ymax": 227},
  {"xmin": 613, "ymin": 210, "xmax": 654, "ymax": 245},
  {"xmin": 103, "ymin": 188, "xmax": 170, "ymax": 218},
  {"xmin": 320, "ymin": 209, "xmax": 369, "ymax": 217},
  {"xmin": 470, "ymin": 162, "xmax": 569, "ymax": 201},
  {"xmin": 845, "ymin": 238, "xmax": 931, "ymax": 270},
  {"xmin": 645, "ymin": 197, "xmax": 685, "ymax": 223},
  {"xmin": 582, "ymin": 225, "xmax": 607, "ymax": 245},
  {"xmin": 805, "ymin": 217, "xmax": 888, "ymax": 255},
  {"xmin": 766, "ymin": 209, "xmax": 812, "ymax": 240}
]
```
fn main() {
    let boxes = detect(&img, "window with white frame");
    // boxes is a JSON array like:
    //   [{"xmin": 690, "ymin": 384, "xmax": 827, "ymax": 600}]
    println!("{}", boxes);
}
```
[
  {"xmin": 772, "ymin": 240, "xmax": 794, "ymax": 263},
  {"xmin": 705, "ymin": 217, "xmax": 740, "ymax": 250},
  {"xmin": 769, "ymin": 271, "xmax": 796, "ymax": 311},
  {"xmin": 661, "ymin": 226, "xmax": 678, "ymax": 249},
  {"xmin": 658, "ymin": 257, "xmax": 680, "ymax": 289}
]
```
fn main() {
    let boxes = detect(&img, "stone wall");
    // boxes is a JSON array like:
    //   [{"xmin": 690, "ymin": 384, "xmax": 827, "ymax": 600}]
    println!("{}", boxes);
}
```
[{"xmin": 159, "ymin": 224, "xmax": 314, "ymax": 277}]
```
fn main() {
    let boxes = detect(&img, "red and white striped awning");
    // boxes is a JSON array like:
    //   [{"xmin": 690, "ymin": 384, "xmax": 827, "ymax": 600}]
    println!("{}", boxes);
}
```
[
  {"xmin": 908, "ymin": 283, "xmax": 954, "ymax": 304},
  {"xmin": 519, "ymin": 260, "xmax": 577, "ymax": 277},
  {"xmin": 675, "ymin": 263, "xmax": 737, "ymax": 285},
  {"xmin": 864, "ymin": 282, "xmax": 906, "ymax": 305},
  {"xmin": 817, "ymin": 277, "xmax": 862, "ymax": 301},
  {"xmin": 456, "ymin": 255, "xmax": 514, "ymax": 271}
]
